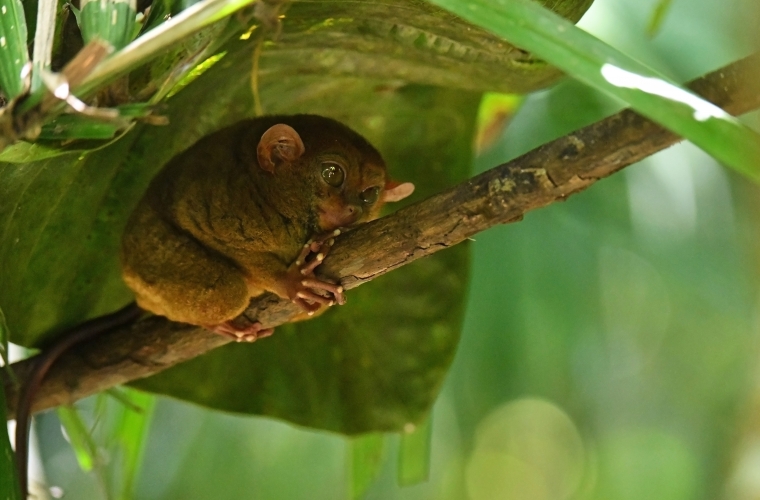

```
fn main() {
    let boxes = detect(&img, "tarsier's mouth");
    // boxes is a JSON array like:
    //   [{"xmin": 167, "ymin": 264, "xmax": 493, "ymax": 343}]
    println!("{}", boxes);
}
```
[{"xmin": 317, "ymin": 207, "xmax": 362, "ymax": 231}]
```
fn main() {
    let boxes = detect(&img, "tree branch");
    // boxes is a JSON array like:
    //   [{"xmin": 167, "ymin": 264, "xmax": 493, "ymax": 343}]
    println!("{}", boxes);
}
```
[{"xmin": 5, "ymin": 53, "xmax": 760, "ymax": 420}]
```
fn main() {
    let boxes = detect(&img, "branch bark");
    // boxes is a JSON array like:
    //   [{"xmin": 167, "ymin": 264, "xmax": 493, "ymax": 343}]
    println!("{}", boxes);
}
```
[{"xmin": 5, "ymin": 53, "xmax": 760, "ymax": 420}]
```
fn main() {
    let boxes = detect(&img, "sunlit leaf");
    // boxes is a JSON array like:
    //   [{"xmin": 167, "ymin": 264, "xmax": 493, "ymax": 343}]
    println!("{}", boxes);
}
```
[
  {"xmin": 30, "ymin": 0, "xmax": 56, "ymax": 92},
  {"xmin": 428, "ymin": 0, "xmax": 760, "ymax": 180},
  {"xmin": 36, "ymin": 103, "xmax": 155, "ymax": 140},
  {"xmin": 56, "ymin": 406, "xmax": 97, "ymax": 471},
  {"xmin": 38, "ymin": 114, "xmax": 125, "ymax": 140},
  {"xmin": 111, "ymin": 388, "xmax": 154, "ymax": 500},
  {"xmin": 348, "ymin": 433, "xmax": 386, "ymax": 499},
  {"xmin": 79, "ymin": 0, "xmax": 256, "ymax": 93},
  {"xmin": 397, "ymin": 415, "xmax": 432, "ymax": 486},
  {"xmin": 79, "ymin": 0, "xmax": 137, "ymax": 51},
  {"xmin": 0, "ymin": 0, "xmax": 29, "ymax": 99},
  {"xmin": 474, "ymin": 92, "xmax": 522, "ymax": 154}
]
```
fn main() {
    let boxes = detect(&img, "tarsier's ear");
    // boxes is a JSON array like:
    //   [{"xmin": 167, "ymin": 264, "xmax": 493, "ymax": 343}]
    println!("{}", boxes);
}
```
[
  {"xmin": 257, "ymin": 123, "xmax": 306, "ymax": 173},
  {"xmin": 382, "ymin": 180, "xmax": 415, "ymax": 202}
]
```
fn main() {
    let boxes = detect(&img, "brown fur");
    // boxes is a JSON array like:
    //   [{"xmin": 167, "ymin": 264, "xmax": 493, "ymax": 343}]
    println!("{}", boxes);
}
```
[{"xmin": 121, "ymin": 115, "xmax": 408, "ymax": 326}]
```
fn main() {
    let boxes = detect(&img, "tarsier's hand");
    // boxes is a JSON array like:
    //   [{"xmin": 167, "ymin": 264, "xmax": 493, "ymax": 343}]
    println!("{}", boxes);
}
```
[{"xmin": 284, "ymin": 229, "xmax": 346, "ymax": 314}]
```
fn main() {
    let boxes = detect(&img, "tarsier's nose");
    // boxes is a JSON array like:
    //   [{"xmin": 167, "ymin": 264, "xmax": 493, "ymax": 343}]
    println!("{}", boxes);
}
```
[{"xmin": 342, "ymin": 204, "xmax": 363, "ymax": 226}]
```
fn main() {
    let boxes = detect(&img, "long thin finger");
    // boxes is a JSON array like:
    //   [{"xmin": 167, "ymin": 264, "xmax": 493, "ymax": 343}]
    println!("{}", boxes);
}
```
[
  {"xmin": 295, "ymin": 241, "xmax": 320, "ymax": 266},
  {"xmin": 296, "ymin": 290, "xmax": 333, "ymax": 306},
  {"xmin": 301, "ymin": 278, "xmax": 342, "ymax": 294},
  {"xmin": 293, "ymin": 297, "xmax": 322, "ymax": 314},
  {"xmin": 300, "ymin": 252, "xmax": 326, "ymax": 274}
]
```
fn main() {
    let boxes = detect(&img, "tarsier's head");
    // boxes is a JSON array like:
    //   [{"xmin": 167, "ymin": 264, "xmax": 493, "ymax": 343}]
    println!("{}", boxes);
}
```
[{"xmin": 255, "ymin": 115, "xmax": 415, "ymax": 231}]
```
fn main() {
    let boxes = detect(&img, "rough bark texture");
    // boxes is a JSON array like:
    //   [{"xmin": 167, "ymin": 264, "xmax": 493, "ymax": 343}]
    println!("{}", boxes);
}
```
[{"xmin": 5, "ymin": 53, "xmax": 760, "ymax": 420}]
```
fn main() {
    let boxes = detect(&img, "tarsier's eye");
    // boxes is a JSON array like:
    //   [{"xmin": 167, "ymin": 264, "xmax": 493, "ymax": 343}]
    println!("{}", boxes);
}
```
[
  {"xmin": 321, "ymin": 162, "xmax": 345, "ymax": 187},
  {"xmin": 360, "ymin": 186, "xmax": 380, "ymax": 205}
]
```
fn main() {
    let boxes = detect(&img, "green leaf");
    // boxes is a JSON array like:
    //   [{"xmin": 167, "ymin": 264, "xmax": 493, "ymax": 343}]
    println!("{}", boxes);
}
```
[
  {"xmin": 0, "ymin": 138, "xmax": 97, "ymax": 161},
  {"xmin": 0, "ymin": 306, "xmax": 14, "ymax": 385},
  {"xmin": 428, "ymin": 0, "xmax": 760, "ymax": 180},
  {"xmin": 0, "ymin": 0, "xmax": 29, "ymax": 99},
  {"xmin": 30, "ymin": 0, "xmax": 57, "ymax": 92},
  {"xmin": 0, "ymin": 306, "xmax": 8, "ymax": 367},
  {"xmin": 56, "ymin": 405, "xmax": 98, "ymax": 471},
  {"xmin": 38, "ymin": 114, "xmax": 125, "ymax": 140},
  {"xmin": 397, "ymin": 415, "xmax": 432, "ymax": 486},
  {"xmin": 348, "ymin": 434, "xmax": 386, "ymax": 499},
  {"xmin": 646, "ymin": 0, "xmax": 674, "ymax": 36},
  {"xmin": 79, "ymin": 0, "xmax": 255, "ymax": 93},
  {"xmin": 36, "ymin": 103, "xmax": 153, "ymax": 140},
  {"xmin": 79, "ymin": 0, "xmax": 137, "ymax": 51},
  {"xmin": 0, "ymin": 381, "xmax": 21, "ymax": 499},
  {"xmin": 110, "ymin": 388, "xmax": 155, "ymax": 500}
]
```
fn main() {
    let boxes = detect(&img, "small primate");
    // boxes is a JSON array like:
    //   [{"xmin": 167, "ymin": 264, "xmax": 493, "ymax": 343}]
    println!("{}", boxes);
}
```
[
  {"xmin": 120, "ymin": 114, "xmax": 414, "ymax": 340},
  {"xmin": 14, "ymin": 115, "xmax": 414, "ymax": 498}
]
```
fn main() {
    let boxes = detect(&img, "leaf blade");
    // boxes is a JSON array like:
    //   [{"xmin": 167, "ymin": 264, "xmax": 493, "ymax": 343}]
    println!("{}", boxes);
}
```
[
  {"xmin": 0, "ymin": 380, "xmax": 21, "ymax": 500},
  {"xmin": 348, "ymin": 434, "xmax": 387, "ymax": 499},
  {"xmin": 397, "ymin": 415, "xmax": 432, "ymax": 486},
  {"xmin": 0, "ymin": 0, "xmax": 29, "ymax": 99},
  {"xmin": 56, "ymin": 405, "xmax": 97, "ymax": 472},
  {"xmin": 428, "ymin": 0, "xmax": 760, "ymax": 180}
]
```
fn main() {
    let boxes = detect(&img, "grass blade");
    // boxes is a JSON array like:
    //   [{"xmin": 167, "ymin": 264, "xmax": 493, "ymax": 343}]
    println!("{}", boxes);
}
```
[
  {"xmin": 428, "ymin": 0, "xmax": 760, "ymax": 180},
  {"xmin": 110, "ymin": 388, "xmax": 154, "ymax": 500},
  {"xmin": 80, "ymin": 0, "xmax": 137, "ymax": 51},
  {"xmin": 30, "ymin": 0, "xmax": 56, "ymax": 91},
  {"xmin": 0, "ymin": 306, "xmax": 15, "ymax": 384},
  {"xmin": 0, "ymin": 378, "xmax": 21, "ymax": 499},
  {"xmin": 0, "ymin": 306, "xmax": 9, "ymax": 368},
  {"xmin": 36, "ymin": 102, "xmax": 153, "ymax": 140},
  {"xmin": 56, "ymin": 405, "xmax": 98, "ymax": 472},
  {"xmin": 0, "ymin": 0, "xmax": 29, "ymax": 99},
  {"xmin": 348, "ymin": 434, "xmax": 386, "ymax": 499},
  {"xmin": 397, "ymin": 416, "xmax": 432, "ymax": 486}
]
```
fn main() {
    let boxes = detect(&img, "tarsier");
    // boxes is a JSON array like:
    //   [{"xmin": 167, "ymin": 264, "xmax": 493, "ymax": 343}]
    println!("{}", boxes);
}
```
[
  {"xmin": 120, "ymin": 114, "xmax": 414, "ymax": 340},
  {"xmin": 15, "ymin": 115, "xmax": 413, "ymax": 498}
]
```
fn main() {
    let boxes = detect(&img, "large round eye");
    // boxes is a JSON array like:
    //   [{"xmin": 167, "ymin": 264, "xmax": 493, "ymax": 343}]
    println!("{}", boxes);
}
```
[
  {"xmin": 360, "ymin": 186, "xmax": 380, "ymax": 205},
  {"xmin": 321, "ymin": 162, "xmax": 345, "ymax": 187}
]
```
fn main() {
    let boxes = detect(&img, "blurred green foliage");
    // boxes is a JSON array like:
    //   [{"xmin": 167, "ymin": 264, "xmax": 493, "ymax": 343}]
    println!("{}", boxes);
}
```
[{"xmin": 18, "ymin": 0, "xmax": 760, "ymax": 499}]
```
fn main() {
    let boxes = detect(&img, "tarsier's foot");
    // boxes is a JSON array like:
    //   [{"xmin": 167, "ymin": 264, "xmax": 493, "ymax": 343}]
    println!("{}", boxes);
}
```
[
  {"xmin": 206, "ymin": 320, "xmax": 274, "ymax": 343},
  {"xmin": 286, "ymin": 229, "xmax": 346, "ymax": 313}
]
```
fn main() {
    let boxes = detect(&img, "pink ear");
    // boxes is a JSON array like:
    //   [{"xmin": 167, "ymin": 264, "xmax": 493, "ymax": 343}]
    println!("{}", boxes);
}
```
[
  {"xmin": 257, "ymin": 124, "xmax": 306, "ymax": 173},
  {"xmin": 382, "ymin": 181, "xmax": 415, "ymax": 202}
]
